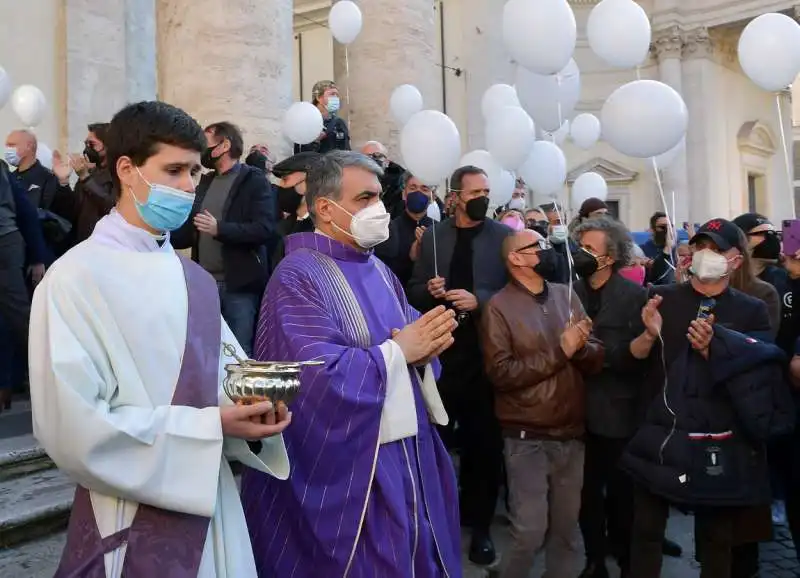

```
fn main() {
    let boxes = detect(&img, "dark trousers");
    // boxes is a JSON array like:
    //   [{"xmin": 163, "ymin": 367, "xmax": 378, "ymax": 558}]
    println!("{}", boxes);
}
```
[
  {"xmin": 767, "ymin": 430, "xmax": 800, "ymax": 561},
  {"xmin": 217, "ymin": 282, "xmax": 261, "ymax": 357},
  {"xmin": 579, "ymin": 433, "xmax": 633, "ymax": 569},
  {"xmin": 0, "ymin": 231, "xmax": 31, "ymax": 350},
  {"xmin": 437, "ymin": 343, "xmax": 503, "ymax": 534},
  {"xmin": 630, "ymin": 485, "xmax": 756, "ymax": 578}
]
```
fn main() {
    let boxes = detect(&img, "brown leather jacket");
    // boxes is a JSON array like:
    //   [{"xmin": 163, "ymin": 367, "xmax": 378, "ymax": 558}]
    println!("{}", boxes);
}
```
[{"xmin": 481, "ymin": 280, "xmax": 604, "ymax": 439}]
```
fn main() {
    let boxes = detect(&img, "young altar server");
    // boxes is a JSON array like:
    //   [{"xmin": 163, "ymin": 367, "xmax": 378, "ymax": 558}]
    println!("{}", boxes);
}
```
[
  {"xmin": 28, "ymin": 101, "xmax": 291, "ymax": 578},
  {"xmin": 241, "ymin": 150, "xmax": 462, "ymax": 577}
]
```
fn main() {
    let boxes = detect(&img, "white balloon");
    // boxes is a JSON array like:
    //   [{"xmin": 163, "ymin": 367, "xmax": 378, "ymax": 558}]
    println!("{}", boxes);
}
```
[
  {"xmin": 587, "ymin": 0, "xmax": 651, "ymax": 69},
  {"xmin": 503, "ymin": 0, "xmax": 576, "ymax": 75},
  {"xmin": 390, "ymin": 84, "xmax": 423, "ymax": 125},
  {"xmin": 518, "ymin": 141, "xmax": 567, "ymax": 196},
  {"xmin": 541, "ymin": 120, "xmax": 570, "ymax": 145},
  {"xmin": 401, "ymin": 110, "xmax": 462, "ymax": 185},
  {"xmin": 601, "ymin": 80, "xmax": 688, "ymax": 158},
  {"xmin": 11, "ymin": 85, "xmax": 46, "ymax": 127},
  {"xmin": 738, "ymin": 13, "xmax": 800, "ymax": 92},
  {"xmin": 492, "ymin": 170, "xmax": 516, "ymax": 206},
  {"xmin": 37, "ymin": 142, "xmax": 53, "ymax": 170},
  {"xmin": 572, "ymin": 172, "xmax": 608, "ymax": 207},
  {"xmin": 329, "ymin": 1, "xmax": 363, "ymax": 44},
  {"xmin": 427, "ymin": 201, "xmax": 441, "ymax": 222},
  {"xmin": 654, "ymin": 136, "xmax": 685, "ymax": 168},
  {"xmin": 481, "ymin": 84, "xmax": 520, "ymax": 120},
  {"xmin": 0, "ymin": 67, "xmax": 11, "ymax": 109},
  {"xmin": 516, "ymin": 59, "xmax": 581, "ymax": 132},
  {"xmin": 486, "ymin": 106, "xmax": 535, "ymax": 170},
  {"xmin": 570, "ymin": 113, "xmax": 601, "ymax": 149},
  {"xmin": 282, "ymin": 102, "xmax": 324, "ymax": 145}
]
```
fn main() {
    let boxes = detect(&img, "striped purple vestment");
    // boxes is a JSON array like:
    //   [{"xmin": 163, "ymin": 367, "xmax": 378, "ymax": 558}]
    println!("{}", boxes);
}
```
[{"xmin": 241, "ymin": 232, "xmax": 461, "ymax": 578}]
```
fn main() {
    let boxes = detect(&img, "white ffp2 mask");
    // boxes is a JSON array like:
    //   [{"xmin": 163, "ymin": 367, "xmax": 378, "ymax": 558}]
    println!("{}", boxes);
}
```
[{"xmin": 331, "ymin": 200, "xmax": 390, "ymax": 249}]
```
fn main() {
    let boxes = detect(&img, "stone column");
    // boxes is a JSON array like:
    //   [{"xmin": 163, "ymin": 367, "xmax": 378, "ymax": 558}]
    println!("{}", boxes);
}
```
[
  {"xmin": 158, "ymin": 0, "xmax": 294, "ymax": 159},
  {"xmin": 332, "ymin": 0, "xmax": 439, "ymax": 157},
  {"xmin": 651, "ymin": 26, "xmax": 690, "ymax": 225},
  {"xmin": 124, "ymin": 0, "xmax": 157, "ymax": 102},
  {"xmin": 63, "ymin": 0, "xmax": 128, "ymax": 148},
  {"xmin": 681, "ymin": 27, "xmax": 727, "ymax": 223}
]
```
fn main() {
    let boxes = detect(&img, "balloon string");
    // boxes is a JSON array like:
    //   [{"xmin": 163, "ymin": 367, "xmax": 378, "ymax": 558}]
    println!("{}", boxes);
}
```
[
  {"xmin": 775, "ymin": 93, "xmax": 796, "ymax": 218},
  {"xmin": 651, "ymin": 157, "xmax": 677, "ymax": 272},
  {"xmin": 344, "ymin": 46, "xmax": 352, "ymax": 131},
  {"xmin": 555, "ymin": 75, "xmax": 563, "ymax": 143},
  {"xmin": 550, "ymin": 201, "xmax": 574, "ymax": 323},
  {"xmin": 432, "ymin": 221, "xmax": 438, "ymax": 278}
]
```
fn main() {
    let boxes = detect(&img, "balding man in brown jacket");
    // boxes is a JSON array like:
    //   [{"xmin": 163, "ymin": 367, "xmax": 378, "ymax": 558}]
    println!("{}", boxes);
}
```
[{"xmin": 482, "ymin": 229, "xmax": 604, "ymax": 578}]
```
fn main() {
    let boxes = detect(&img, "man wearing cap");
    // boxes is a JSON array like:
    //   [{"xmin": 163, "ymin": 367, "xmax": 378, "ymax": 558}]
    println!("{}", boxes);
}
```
[
  {"xmin": 621, "ymin": 218, "xmax": 794, "ymax": 577},
  {"xmin": 295, "ymin": 80, "xmax": 351, "ymax": 154},
  {"xmin": 270, "ymin": 151, "xmax": 321, "ymax": 269}
]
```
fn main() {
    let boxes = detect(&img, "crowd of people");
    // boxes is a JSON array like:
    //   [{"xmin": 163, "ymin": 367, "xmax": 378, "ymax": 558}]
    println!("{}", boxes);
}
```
[{"xmin": 1, "ymin": 79, "xmax": 799, "ymax": 578}]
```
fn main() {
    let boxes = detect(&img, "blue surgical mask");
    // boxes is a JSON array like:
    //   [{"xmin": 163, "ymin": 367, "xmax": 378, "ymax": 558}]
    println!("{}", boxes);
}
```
[
  {"xmin": 4, "ymin": 147, "xmax": 20, "ymax": 167},
  {"xmin": 130, "ymin": 168, "xmax": 195, "ymax": 231},
  {"xmin": 326, "ymin": 96, "xmax": 341, "ymax": 114}
]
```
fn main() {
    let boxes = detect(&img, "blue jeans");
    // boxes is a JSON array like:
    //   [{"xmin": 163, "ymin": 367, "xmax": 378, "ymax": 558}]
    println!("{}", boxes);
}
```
[{"xmin": 217, "ymin": 282, "xmax": 261, "ymax": 357}]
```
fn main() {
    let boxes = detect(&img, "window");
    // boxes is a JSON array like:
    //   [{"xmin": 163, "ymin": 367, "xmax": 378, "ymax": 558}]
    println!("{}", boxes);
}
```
[
  {"xmin": 748, "ymin": 174, "xmax": 757, "ymax": 212},
  {"xmin": 605, "ymin": 200, "xmax": 620, "ymax": 220}
]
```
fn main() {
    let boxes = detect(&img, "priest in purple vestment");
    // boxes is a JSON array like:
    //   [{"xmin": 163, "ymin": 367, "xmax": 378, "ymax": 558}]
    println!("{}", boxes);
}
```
[{"xmin": 241, "ymin": 150, "xmax": 463, "ymax": 577}]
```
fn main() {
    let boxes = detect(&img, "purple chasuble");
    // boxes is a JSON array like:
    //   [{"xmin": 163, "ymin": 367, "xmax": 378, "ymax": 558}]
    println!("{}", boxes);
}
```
[
  {"xmin": 241, "ymin": 232, "xmax": 461, "ymax": 578},
  {"xmin": 54, "ymin": 256, "xmax": 220, "ymax": 578}
]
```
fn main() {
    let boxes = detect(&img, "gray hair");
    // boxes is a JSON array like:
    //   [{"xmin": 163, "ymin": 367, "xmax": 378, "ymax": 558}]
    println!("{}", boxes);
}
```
[
  {"xmin": 571, "ymin": 215, "xmax": 633, "ymax": 271},
  {"xmin": 305, "ymin": 150, "xmax": 384, "ymax": 220}
]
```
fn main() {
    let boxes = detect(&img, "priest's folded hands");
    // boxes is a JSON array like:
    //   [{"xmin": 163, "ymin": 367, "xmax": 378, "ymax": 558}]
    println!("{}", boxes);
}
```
[
  {"xmin": 391, "ymin": 304, "xmax": 457, "ymax": 365},
  {"xmin": 220, "ymin": 400, "xmax": 291, "ymax": 441}
]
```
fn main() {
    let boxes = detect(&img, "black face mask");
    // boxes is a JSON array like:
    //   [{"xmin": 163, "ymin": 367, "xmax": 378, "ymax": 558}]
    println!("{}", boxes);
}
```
[
  {"xmin": 201, "ymin": 145, "xmax": 219, "ymax": 170},
  {"xmin": 572, "ymin": 248, "xmax": 600, "ymax": 278},
  {"xmin": 83, "ymin": 145, "xmax": 102, "ymax": 166},
  {"xmin": 465, "ymin": 196, "xmax": 489, "ymax": 221},
  {"xmin": 527, "ymin": 220, "xmax": 549, "ymax": 237},
  {"xmin": 752, "ymin": 231, "xmax": 781, "ymax": 260},
  {"xmin": 276, "ymin": 185, "xmax": 303, "ymax": 215},
  {"xmin": 245, "ymin": 151, "xmax": 268, "ymax": 171},
  {"xmin": 653, "ymin": 228, "xmax": 667, "ymax": 247},
  {"xmin": 533, "ymin": 248, "xmax": 559, "ymax": 280}
]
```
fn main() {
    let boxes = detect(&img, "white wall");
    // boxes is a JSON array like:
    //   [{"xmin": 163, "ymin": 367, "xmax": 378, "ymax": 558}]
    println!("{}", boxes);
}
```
[
  {"xmin": 0, "ymin": 0, "xmax": 61, "ymax": 151},
  {"xmin": 292, "ymin": 26, "xmax": 334, "ymax": 103}
]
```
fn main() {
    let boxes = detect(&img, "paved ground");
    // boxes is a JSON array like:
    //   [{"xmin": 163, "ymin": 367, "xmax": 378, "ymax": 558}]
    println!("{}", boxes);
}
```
[{"xmin": 0, "ymin": 399, "xmax": 32, "ymax": 440}]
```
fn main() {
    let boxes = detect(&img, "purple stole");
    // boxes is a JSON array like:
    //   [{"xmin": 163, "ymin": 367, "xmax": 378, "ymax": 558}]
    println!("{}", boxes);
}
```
[{"xmin": 54, "ymin": 256, "xmax": 221, "ymax": 578}]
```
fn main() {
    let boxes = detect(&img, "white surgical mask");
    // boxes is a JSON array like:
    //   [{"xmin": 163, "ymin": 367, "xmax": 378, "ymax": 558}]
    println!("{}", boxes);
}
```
[
  {"xmin": 330, "ymin": 199, "xmax": 390, "ymax": 249},
  {"xmin": 326, "ymin": 96, "xmax": 341, "ymax": 114},
  {"xmin": 690, "ymin": 248, "xmax": 730, "ymax": 282},
  {"xmin": 550, "ymin": 224, "xmax": 568, "ymax": 244},
  {"xmin": 3, "ymin": 147, "xmax": 20, "ymax": 167},
  {"xmin": 508, "ymin": 197, "xmax": 525, "ymax": 211}
]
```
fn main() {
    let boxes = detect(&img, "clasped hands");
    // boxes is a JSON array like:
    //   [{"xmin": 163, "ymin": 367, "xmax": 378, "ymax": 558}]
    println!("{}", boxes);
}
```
[
  {"xmin": 427, "ymin": 276, "xmax": 478, "ymax": 312},
  {"xmin": 392, "ymin": 305, "xmax": 457, "ymax": 365}
]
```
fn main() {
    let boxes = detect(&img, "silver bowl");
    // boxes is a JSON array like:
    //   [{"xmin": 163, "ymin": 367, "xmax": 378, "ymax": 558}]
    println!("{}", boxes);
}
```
[{"xmin": 221, "ymin": 344, "xmax": 323, "ymax": 405}]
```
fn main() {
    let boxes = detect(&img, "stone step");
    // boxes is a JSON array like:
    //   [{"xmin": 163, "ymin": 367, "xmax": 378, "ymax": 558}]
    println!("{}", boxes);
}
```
[
  {"xmin": 0, "ymin": 435, "xmax": 54, "ymax": 482},
  {"xmin": 0, "ymin": 467, "xmax": 73, "ymax": 547},
  {"xmin": 0, "ymin": 530, "xmax": 65, "ymax": 578}
]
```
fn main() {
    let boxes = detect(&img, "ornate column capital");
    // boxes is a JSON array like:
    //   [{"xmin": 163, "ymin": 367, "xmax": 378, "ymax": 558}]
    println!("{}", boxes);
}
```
[
  {"xmin": 682, "ymin": 26, "xmax": 714, "ymax": 60},
  {"xmin": 651, "ymin": 25, "xmax": 684, "ymax": 60}
]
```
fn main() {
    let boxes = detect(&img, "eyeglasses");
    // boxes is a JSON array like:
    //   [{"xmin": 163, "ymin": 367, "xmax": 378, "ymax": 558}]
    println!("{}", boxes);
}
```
[
  {"xmin": 369, "ymin": 153, "xmax": 387, "ymax": 163},
  {"xmin": 516, "ymin": 239, "xmax": 551, "ymax": 253},
  {"xmin": 747, "ymin": 229, "xmax": 782, "ymax": 240}
]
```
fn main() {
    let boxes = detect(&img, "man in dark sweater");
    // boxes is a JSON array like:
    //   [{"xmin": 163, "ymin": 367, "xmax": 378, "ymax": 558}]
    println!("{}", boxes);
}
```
[{"xmin": 171, "ymin": 121, "xmax": 277, "ymax": 355}]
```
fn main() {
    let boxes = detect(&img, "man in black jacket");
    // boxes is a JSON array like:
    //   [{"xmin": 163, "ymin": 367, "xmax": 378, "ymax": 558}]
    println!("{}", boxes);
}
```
[
  {"xmin": 407, "ymin": 165, "xmax": 512, "ymax": 566},
  {"xmin": 294, "ymin": 80, "xmax": 350, "ymax": 154},
  {"xmin": 621, "ymin": 218, "xmax": 796, "ymax": 578},
  {"xmin": 172, "ymin": 121, "xmax": 277, "ymax": 356},
  {"xmin": 572, "ymin": 216, "xmax": 659, "ymax": 578}
]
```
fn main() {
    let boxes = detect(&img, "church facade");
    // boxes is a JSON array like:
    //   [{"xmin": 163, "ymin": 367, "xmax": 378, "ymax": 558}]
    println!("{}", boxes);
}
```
[{"xmin": 2, "ymin": 0, "xmax": 798, "ymax": 228}]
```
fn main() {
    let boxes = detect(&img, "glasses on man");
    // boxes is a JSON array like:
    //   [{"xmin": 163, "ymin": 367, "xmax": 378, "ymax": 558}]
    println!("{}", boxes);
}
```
[
  {"xmin": 408, "ymin": 184, "xmax": 433, "ymax": 195},
  {"xmin": 516, "ymin": 239, "xmax": 551, "ymax": 253},
  {"xmin": 369, "ymin": 153, "xmax": 388, "ymax": 164}
]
